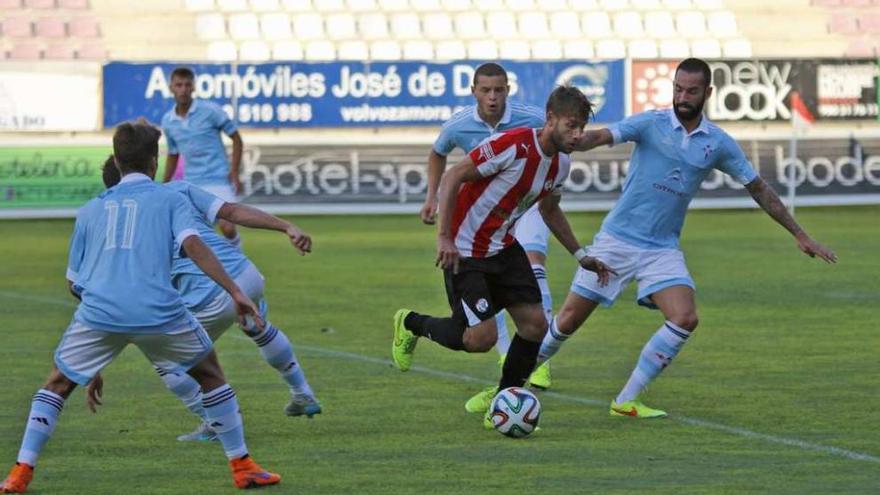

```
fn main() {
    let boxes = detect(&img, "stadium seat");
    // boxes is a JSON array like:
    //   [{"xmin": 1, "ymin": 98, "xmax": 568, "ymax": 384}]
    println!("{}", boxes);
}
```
[
  {"xmin": 391, "ymin": 13, "xmax": 422, "ymax": 39},
  {"xmin": 326, "ymin": 13, "xmax": 357, "ymax": 41},
  {"xmin": 845, "ymin": 38, "xmax": 877, "ymax": 56},
  {"xmin": 9, "ymin": 42, "xmax": 42, "ymax": 59},
  {"xmin": 474, "ymin": 0, "xmax": 504, "ymax": 11},
  {"xmin": 582, "ymin": 12, "xmax": 613, "ymax": 38},
  {"xmin": 378, "ymin": 0, "xmax": 408, "ymax": 11},
  {"xmin": 78, "ymin": 43, "xmax": 107, "ymax": 60},
  {"xmin": 595, "ymin": 39, "xmax": 626, "ymax": 58},
  {"xmin": 675, "ymin": 11, "xmax": 706, "ymax": 38},
  {"xmin": 358, "ymin": 13, "xmax": 388, "ymax": 40},
  {"xmin": 861, "ymin": 14, "xmax": 880, "ymax": 33},
  {"xmin": 293, "ymin": 13, "xmax": 324, "ymax": 39},
  {"xmin": 423, "ymin": 13, "xmax": 454, "ymax": 40},
  {"xmin": 505, "ymin": 0, "xmax": 536, "ymax": 11},
  {"xmin": 499, "ymin": 39, "xmax": 530, "ymax": 59},
  {"xmin": 196, "ymin": 13, "xmax": 226, "ymax": 40},
  {"xmin": 629, "ymin": 39, "xmax": 658, "ymax": 58},
  {"xmin": 2, "ymin": 16, "xmax": 33, "ymax": 38},
  {"xmin": 250, "ymin": 0, "xmax": 280, "ymax": 11},
  {"xmin": 281, "ymin": 0, "xmax": 311, "ymax": 11},
  {"xmin": 347, "ymin": 0, "xmax": 378, "ymax": 11},
  {"xmin": 217, "ymin": 0, "xmax": 248, "ymax": 12},
  {"xmin": 531, "ymin": 39, "xmax": 563, "ymax": 59},
  {"xmin": 453, "ymin": 12, "xmax": 486, "ymax": 40},
  {"xmin": 659, "ymin": 38, "xmax": 690, "ymax": 57},
  {"xmin": 441, "ymin": 0, "xmax": 471, "ymax": 11},
  {"xmin": 549, "ymin": 11, "xmax": 582, "ymax": 39},
  {"xmin": 239, "ymin": 40, "xmax": 270, "ymax": 60},
  {"xmin": 662, "ymin": 0, "xmax": 691, "ymax": 8},
  {"xmin": 631, "ymin": 0, "xmax": 661, "ymax": 8},
  {"xmin": 24, "ymin": 0, "xmax": 54, "ymax": 8},
  {"xmin": 0, "ymin": 0, "xmax": 21, "ymax": 7},
  {"xmin": 435, "ymin": 39, "xmax": 466, "ymax": 59},
  {"xmin": 722, "ymin": 38, "xmax": 752, "ymax": 57},
  {"xmin": 841, "ymin": 0, "xmax": 870, "ymax": 5},
  {"xmin": 272, "ymin": 40, "xmax": 303, "ymax": 59},
  {"xmin": 811, "ymin": 0, "xmax": 841, "ymax": 5},
  {"xmin": 185, "ymin": 0, "xmax": 214, "ymax": 11},
  {"xmin": 486, "ymin": 12, "xmax": 518, "ymax": 39},
  {"xmin": 370, "ymin": 40, "xmax": 401, "ymax": 59},
  {"xmin": 207, "ymin": 40, "xmax": 237, "ymax": 60},
  {"xmin": 402, "ymin": 40, "xmax": 433, "ymax": 59},
  {"xmin": 539, "ymin": 0, "xmax": 568, "ymax": 10},
  {"xmin": 304, "ymin": 40, "xmax": 335, "ymax": 59},
  {"xmin": 338, "ymin": 40, "xmax": 369, "ymax": 59},
  {"xmin": 613, "ymin": 11, "xmax": 644, "ymax": 38},
  {"xmin": 467, "ymin": 39, "xmax": 498, "ymax": 58},
  {"xmin": 829, "ymin": 14, "xmax": 859, "ymax": 34},
  {"xmin": 44, "ymin": 42, "xmax": 75, "ymax": 58},
  {"xmin": 599, "ymin": 0, "xmax": 628, "ymax": 10},
  {"xmin": 563, "ymin": 39, "xmax": 594, "ymax": 59},
  {"xmin": 517, "ymin": 12, "xmax": 549, "ymax": 40},
  {"xmin": 228, "ymin": 13, "xmax": 260, "ymax": 40},
  {"xmin": 314, "ymin": 0, "xmax": 344, "ymax": 11},
  {"xmin": 35, "ymin": 17, "xmax": 66, "ymax": 38},
  {"xmin": 68, "ymin": 16, "xmax": 99, "ymax": 37},
  {"xmin": 260, "ymin": 13, "xmax": 292, "ymax": 40},
  {"xmin": 569, "ymin": 0, "xmax": 599, "ymax": 10},
  {"xmin": 644, "ymin": 11, "xmax": 676, "ymax": 38},
  {"xmin": 706, "ymin": 11, "xmax": 738, "ymax": 38},
  {"xmin": 410, "ymin": 0, "xmax": 441, "ymax": 11},
  {"xmin": 690, "ymin": 38, "xmax": 721, "ymax": 57},
  {"xmin": 692, "ymin": 0, "xmax": 722, "ymax": 8}
]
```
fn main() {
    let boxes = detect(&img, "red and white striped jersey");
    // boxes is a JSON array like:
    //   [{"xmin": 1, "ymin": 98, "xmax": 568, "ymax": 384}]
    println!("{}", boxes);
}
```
[{"xmin": 451, "ymin": 127, "xmax": 570, "ymax": 258}]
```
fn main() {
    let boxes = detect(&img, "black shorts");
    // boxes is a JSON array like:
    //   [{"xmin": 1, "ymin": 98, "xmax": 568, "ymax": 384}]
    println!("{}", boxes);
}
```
[{"xmin": 444, "ymin": 242, "xmax": 541, "ymax": 329}]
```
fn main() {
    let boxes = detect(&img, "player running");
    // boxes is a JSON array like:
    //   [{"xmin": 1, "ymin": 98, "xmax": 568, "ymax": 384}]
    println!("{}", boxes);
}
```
[
  {"xmin": 393, "ymin": 86, "xmax": 614, "ymax": 428},
  {"xmin": 420, "ymin": 62, "xmax": 554, "ymax": 395}
]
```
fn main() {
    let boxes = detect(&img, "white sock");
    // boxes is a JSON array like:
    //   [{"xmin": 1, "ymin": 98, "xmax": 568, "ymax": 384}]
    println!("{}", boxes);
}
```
[
  {"xmin": 251, "ymin": 322, "xmax": 314, "ymax": 398},
  {"xmin": 17, "ymin": 389, "xmax": 65, "ymax": 466},
  {"xmin": 202, "ymin": 385, "xmax": 248, "ymax": 460},
  {"xmin": 532, "ymin": 264, "xmax": 553, "ymax": 324},
  {"xmin": 537, "ymin": 316, "xmax": 569, "ymax": 364},
  {"xmin": 156, "ymin": 367, "xmax": 207, "ymax": 420},
  {"xmin": 494, "ymin": 313, "xmax": 511, "ymax": 355},
  {"xmin": 615, "ymin": 321, "xmax": 690, "ymax": 404}
]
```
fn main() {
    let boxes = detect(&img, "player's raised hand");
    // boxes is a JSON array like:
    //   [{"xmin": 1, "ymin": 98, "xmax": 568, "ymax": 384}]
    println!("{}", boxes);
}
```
[
  {"xmin": 286, "ymin": 225, "xmax": 312, "ymax": 255},
  {"xmin": 796, "ymin": 235, "xmax": 837, "ymax": 264},
  {"xmin": 420, "ymin": 197, "xmax": 438, "ymax": 225},
  {"xmin": 436, "ymin": 234, "xmax": 460, "ymax": 274},
  {"xmin": 85, "ymin": 373, "xmax": 104, "ymax": 414},
  {"xmin": 232, "ymin": 290, "xmax": 265, "ymax": 332},
  {"xmin": 579, "ymin": 256, "xmax": 617, "ymax": 287}
]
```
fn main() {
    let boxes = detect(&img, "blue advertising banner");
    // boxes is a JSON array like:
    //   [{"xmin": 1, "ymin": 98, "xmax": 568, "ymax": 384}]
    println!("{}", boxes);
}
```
[{"xmin": 102, "ymin": 60, "xmax": 625, "ymax": 128}]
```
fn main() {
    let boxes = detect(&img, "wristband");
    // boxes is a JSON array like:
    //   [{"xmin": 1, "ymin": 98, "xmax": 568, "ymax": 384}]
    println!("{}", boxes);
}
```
[{"xmin": 573, "ymin": 247, "xmax": 588, "ymax": 262}]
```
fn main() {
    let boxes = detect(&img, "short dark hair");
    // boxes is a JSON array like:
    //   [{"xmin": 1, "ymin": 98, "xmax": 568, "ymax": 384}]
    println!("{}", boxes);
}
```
[
  {"xmin": 675, "ymin": 57, "xmax": 711, "ymax": 87},
  {"xmin": 102, "ymin": 155, "xmax": 121, "ymax": 188},
  {"xmin": 170, "ymin": 66, "xmax": 195, "ymax": 81},
  {"xmin": 112, "ymin": 121, "xmax": 161, "ymax": 175},
  {"xmin": 545, "ymin": 85, "xmax": 593, "ymax": 124},
  {"xmin": 473, "ymin": 63, "xmax": 507, "ymax": 86}
]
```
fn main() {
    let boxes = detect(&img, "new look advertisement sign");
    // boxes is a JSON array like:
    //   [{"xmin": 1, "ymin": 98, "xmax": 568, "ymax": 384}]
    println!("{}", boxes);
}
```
[{"xmin": 102, "ymin": 60, "xmax": 625, "ymax": 128}]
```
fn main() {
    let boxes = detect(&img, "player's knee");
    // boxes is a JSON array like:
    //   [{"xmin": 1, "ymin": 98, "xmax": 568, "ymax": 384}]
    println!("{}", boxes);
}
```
[
  {"xmin": 43, "ymin": 368, "xmax": 77, "ymax": 398},
  {"xmin": 670, "ymin": 313, "xmax": 699, "ymax": 332},
  {"xmin": 463, "ymin": 330, "xmax": 495, "ymax": 352}
]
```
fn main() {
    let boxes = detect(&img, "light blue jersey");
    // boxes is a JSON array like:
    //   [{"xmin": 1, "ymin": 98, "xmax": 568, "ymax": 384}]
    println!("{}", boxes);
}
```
[
  {"xmin": 165, "ymin": 182, "xmax": 251, "ymax": 312},
  {"xmin": 433, "ymin": 101, "xmax": 545, "ymax": 156},
  {"xmin": 161, "ymin": 100, "xmax": 237, "ymax": 186},
  {"xmin": 602, "ymin": 109, "xmax": 758, "ymax": 249},
  {"xmin": 66, "ymin": 173, "xmax": 201, "ymax": 333}
]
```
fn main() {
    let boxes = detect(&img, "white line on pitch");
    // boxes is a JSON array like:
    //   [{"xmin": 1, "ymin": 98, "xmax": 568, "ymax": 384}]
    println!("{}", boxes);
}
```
[{"xmin": 4, "ymin": 291, "xmax": 878, "ymax": 464}]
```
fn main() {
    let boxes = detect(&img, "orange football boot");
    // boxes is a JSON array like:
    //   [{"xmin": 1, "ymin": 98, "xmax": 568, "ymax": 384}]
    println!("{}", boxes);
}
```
[
  {"xmin": 0, "ymin": 463, "xmax": 34, "ymax": 493},
  {"xmin": 229, "ymin": 457, "xmax": 280, "ymax": 489}
]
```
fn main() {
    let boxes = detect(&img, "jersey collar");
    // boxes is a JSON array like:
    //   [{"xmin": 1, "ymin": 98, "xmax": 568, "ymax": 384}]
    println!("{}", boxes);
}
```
[
  {"xmin": 472, "ymin": 103, "xmax": 512, "ymax": 129},
  {"xmin": 119, "ymin": 172, "xmax": 152, "ymax": 184},
  {"xmin": 169, "ymin": 100, "xmax": 200, "ymax": 121},
  {"xmin": 668, "ymin": 108, "xmax": 710, "ymax": 136}
]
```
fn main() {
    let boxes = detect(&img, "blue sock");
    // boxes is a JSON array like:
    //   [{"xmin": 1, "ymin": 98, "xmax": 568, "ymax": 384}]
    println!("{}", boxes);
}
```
[
  {"xmin": 616, "ymin": 321, "xmax": 690, "ymax": 404},
  {"xmin": 202, "ymin": 385, "xmax": 248, "ymax": 460},
  {"xmin": 17, "ymin": 389, "xmax": 65, "ymax": 466},
  {"xmin": 156, "ymin": 367, "xmax": 207, "ymax": 420},
  {"xmin": 252, "ymin": 323, "xmax": 314, "ymax": 398},
  {"xmin": 494, "ymin": 313, "xmax": 511, "ymax": 356}
]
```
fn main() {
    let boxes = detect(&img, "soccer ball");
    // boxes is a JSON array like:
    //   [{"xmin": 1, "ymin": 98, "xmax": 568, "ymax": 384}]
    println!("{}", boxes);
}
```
[{"xmin": 489, "ymin": 387, "xmax": 541, "ymax": 438}]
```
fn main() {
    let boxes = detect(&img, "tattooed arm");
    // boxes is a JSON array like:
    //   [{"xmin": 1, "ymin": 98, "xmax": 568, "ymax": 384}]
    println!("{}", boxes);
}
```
[{"xmin": 745, "ymin": 177, "xmax": 837, "ymax": 263}]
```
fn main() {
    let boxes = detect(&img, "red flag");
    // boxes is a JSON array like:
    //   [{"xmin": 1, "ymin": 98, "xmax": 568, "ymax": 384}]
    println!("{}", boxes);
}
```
[{"xmin": 790, "ymin": 91, "xmax": 815, "ymax": 130}]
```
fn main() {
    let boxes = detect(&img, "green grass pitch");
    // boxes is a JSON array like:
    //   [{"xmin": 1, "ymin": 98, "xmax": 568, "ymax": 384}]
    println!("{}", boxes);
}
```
[{"xmin": 0, "ymin": 206, "xmax": 877, "ymax": 494}]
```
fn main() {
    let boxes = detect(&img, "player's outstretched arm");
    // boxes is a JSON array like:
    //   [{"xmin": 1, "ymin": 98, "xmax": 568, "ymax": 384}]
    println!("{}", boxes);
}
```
[
  {"xmin": 182, "ymin": 236, "xmax": 266, "ymax": 329},
  {"xmin": 229, "ymin": 131, "xmax": 244, "ymax": 194},
  {"xmin": 572, "ymin": 128, "xmax": 614, "ymax": 152},
  {"xmin": 162, "ymin": 154, "xmax": 179, "ymax": 183},
  {"xmin": 435, "ymin": 157, "xmax": 481, "ymax": 273},
  {"xmin": 745, "ymin": 177, "xmax": 837, "ymax": 263},
  {"xmin": 420, "ymin": 150, "xmax": 448, "ymax": 225},
  {"xmin": 538, "ymin": 194, "xmax": 616, "ymax": 286},
  {"xmin": 217, "ymin": 202, "xmax": 311, "ymax": 255}
]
